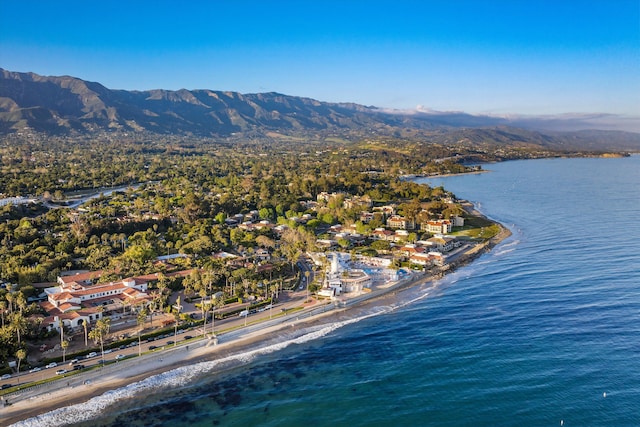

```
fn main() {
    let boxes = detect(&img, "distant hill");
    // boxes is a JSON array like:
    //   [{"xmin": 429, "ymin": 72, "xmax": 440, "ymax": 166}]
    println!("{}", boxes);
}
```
[{"xmin": 1, "ymin": 68, "xmax": 639, "ymax": 151}]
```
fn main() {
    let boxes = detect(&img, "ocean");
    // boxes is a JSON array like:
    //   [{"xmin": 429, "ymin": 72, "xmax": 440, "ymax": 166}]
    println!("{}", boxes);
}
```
[{"xmin": 13, "ymin": 156, "xmax": 640, "ymax": 426}]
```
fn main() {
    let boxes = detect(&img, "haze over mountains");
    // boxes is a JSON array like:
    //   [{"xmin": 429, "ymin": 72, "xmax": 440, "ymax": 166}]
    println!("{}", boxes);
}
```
[{"xmin": 1, "ymin": 68, "xmax": 638, "ymax": 151}]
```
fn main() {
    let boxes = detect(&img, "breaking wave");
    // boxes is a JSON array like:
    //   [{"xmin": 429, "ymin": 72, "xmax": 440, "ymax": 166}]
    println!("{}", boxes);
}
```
[{"xmin": 11, "ymin": 303, "xmax": 402, "ymax": 427}]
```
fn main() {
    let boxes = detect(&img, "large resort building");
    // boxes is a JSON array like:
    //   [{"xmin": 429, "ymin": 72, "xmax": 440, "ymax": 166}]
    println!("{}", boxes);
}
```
[{"xmin": 39, "ymin": 270, "xmax": 191, "ymax": 332}]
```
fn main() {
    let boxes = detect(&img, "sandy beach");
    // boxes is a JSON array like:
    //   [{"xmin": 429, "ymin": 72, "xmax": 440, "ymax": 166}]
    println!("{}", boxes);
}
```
[{"xmin": 1, "ymin": 223, "xmax": 511, "ymax": 426}]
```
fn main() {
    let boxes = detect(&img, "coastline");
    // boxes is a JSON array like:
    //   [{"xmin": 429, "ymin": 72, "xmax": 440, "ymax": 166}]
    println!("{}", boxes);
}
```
[{"xmin": 2, "ymin": 221, "xmax": 511, "ymax": 426}]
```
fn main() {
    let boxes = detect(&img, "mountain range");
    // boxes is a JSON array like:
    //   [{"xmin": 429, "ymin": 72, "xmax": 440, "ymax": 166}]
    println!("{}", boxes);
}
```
[{"xmin": 1, "ymin": 68, "xmax": 639, "ymax": 151}]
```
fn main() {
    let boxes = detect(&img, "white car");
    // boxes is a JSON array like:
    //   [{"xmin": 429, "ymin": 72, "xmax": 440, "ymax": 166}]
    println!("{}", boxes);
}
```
[
  {"xmin": 86, "ymin": 352, "xmax": 97, "ymax": 359},
  {"xmin": 45, "ymin": 362, "xmax": 57, "ymax": 369},
  {"xmin": 1, "ymin": 373, "xmax": 11, "ymax": 380},
  {"xmin": 55, "ymin": 369, "xmax": 68, "ymax": 375},
  {"xmin": 29, "ymin": 367, "xmax": 42, "ymax": 373},
  {"xmin": 115, "ymin": 354, "xmax": 126, "ymax": 360}
]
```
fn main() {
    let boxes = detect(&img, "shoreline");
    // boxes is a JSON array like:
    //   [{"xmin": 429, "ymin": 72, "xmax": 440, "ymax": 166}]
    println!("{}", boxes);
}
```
[{"xmin": 2, "ymin": 222, "xmax": 512, "ymax": 426}]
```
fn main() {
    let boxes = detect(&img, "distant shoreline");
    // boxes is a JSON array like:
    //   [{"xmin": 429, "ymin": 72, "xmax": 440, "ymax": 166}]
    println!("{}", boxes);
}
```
[
  {"xmin": 2, "ymin": 218, "xmax": 511, "ymax": 426},
  {"xmin": 402, "ymin": 170, "xmax": 490, "ymax": 180}
]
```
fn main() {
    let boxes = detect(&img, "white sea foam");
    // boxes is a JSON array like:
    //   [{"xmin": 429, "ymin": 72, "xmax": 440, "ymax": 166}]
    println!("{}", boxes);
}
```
[
  {"xmin": 10, "ymin": 310, "xmax": 390, "ymax": 427},
  {"xmin": 13, "ymin": 245, "xmax": 491, "ymax": 426}
]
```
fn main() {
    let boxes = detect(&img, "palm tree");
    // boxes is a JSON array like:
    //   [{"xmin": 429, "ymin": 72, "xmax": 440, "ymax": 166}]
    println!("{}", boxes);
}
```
[
  {"xmin": 61, "ymin": 340, "xmax": 69, "ymax": 363},
  {"xmin": 58, "ymin": 318, "xmax": 64, "ymax": 348},
  {"xmin": 5, "ymin": 293, "xmax": 14, "ymax": 314},
  {"xmin": 173, "ymin": 296, "xmax": 181, "ymax": 346},
  {"xmin": 82, "ymin": 319, "xmax": 88, "ymax": 347},
  {"xmin": 0, "ymin": 301, "xmax": 6, "ymax": 328},
  {"xmin": 199, "ymin": 289, "xmax": 209, "ymax": 337},
  {"xmin": 88, "ymin": 318, "xmax": 110, "ymax": 365},
  {"xmin": 137, "ymin": 308, "xmax": 147, "ymax": 356},
  {"xmin": 10, "ymin": 312, "xmax": 27, "ymax": 344},
  {"xmin": 211, "ymin": 297, "xmax": 224, "ymax": 336},
  {"xmin": 156, "ymin": 272, "xmax": 168, "ymax": 312},
  {"xmin": 15, "ymin": 348, "xmax": 26, "ymax": 374},
  {"xmin": 16, "ymin": 293, "xmax": 27, "ymax": 315}
]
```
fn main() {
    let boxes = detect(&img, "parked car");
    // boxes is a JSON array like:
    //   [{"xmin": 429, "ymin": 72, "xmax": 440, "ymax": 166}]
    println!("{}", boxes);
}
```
[
  {"xmin": 86, "ymin": 352, "xmax": 97, "ymax": 359},
  {"xmin": 1, "ymin": 373, "xmax": 11, "ymax": 380},
  {"xmin": 29, "ymin": 367, "xmax": 42, "ymax": 373},
  {"xmin": 73, "ymin": 364, "xmax": 85, "ymax": 370},
  {"xmin": 115, "ymin": 354, "xmax": 125, "ymax": 360},
  {"xmin": 55, "ymin": 369, "xmax": 68, "ymax": 375},
  {"xmin": 68, "ymin": 358, "xmax": 79, "ymax": 365},
  {"xmin": 103, "ymin": 349, "xmax": 112, "ymax": 354},
  {"xmin": 45, "ymin": 362, "xmax": 57, "ymax": 369},
  {"xmin": 1, "ymin": 383, "xmax": 12, "ymax": 389}
]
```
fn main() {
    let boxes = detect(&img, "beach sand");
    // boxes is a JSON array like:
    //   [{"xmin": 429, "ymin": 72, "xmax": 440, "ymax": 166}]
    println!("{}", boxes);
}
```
[{"xmin": 2, "ymin": 223, "xmax": 511, "ymax": 426}]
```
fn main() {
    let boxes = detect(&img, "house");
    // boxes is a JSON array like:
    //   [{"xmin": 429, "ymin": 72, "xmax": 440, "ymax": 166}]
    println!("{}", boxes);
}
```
[
  {"xmin": 254, "ymin": 248, "xmax": 271, "ymax": 262},
  {"xmin": 409, "ymin": 252, "xmax": 434, "ymax": 266},
  {"xmin": 244, "ymin": 210, "xmax": 259, "ymax": 222},
  {"xmin": 373, "ymin": 205, "xmax": 396, "ymax": 217},
  {"xmin": 387, "ymin": 215, "xmax": 416, "ymax": 230},
  {"xmin": 422, "ymin": 219, "xmax": 452, "ymax": 234},
  {"xmin": 343, "ymin": 195, "xmax": 373, "ymax": 210},
  {"xmin": 360, "ymin": 212, "xmax": 375, "ymax": 223},
  {"xmin": 424, "ymin": 235, "xmax": 458, "ymax": 252},
  {"xmin": 386, "ymin": 215, "xmax": 407, "ymax": 229},
  {"xmin": 394, "ymin": 229, "xmax": 410, "ymax": 242},
  {"xmin": 371, "ymin": 228, "xmax": 395, "ymax": 241},
  {"xmin": 397, "ymin": 244, "xmax": 425, "ymax": 257}
]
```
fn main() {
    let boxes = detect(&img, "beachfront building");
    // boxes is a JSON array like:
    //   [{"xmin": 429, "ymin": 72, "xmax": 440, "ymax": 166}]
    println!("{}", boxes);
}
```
[
  {"xmin": 320, "ymin": 252, "xmax": 372, "ymax": 296},
  {"xmin": 41, "ymin": 275, "xmax": 151, "ymax": 331},
  {"xmin": 41, "ymin": 269, "xmax": 192, "ymax": 331},
  {"xmin": 409, "ymin": 252, "xmax": 435, "ymax": 266},
  {"xmin": 424, "ymin": 235, "xmax": 460, "ymax": 252}
]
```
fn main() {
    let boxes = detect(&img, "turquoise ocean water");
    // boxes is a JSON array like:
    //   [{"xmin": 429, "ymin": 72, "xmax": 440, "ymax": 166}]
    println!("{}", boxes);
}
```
[{"xmin": 14, "ymin": 156, "xmax": 640, "ymax": 426}]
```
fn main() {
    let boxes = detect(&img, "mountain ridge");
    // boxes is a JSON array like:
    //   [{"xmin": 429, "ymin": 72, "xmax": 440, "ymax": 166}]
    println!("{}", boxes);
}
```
[{"xmin": 1, "ymin": 68, "xmax": 639, "ymax": 152}]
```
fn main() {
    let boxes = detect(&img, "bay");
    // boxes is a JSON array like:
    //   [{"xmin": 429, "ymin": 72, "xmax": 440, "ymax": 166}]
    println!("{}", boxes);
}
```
[{"xmin": 17, "ymin": 156, "xmax": 640, "ymax": 426}]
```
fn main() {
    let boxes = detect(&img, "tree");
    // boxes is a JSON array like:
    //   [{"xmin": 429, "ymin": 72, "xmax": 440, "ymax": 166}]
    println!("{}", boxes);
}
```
[
  {"xmin": 173, "ymin": 296, "xmax": 181, "ymax": 346},
  {"xmin": 199, "ymin": 288, "xmax": 210, "ymax": 337},
  {"xmin": 58, "ymin": 318, "xmax": 64, "ymax": 349},
  {"xmin": 82, "ymin": 319, "xmax": 88, "ymax": 347},
  {"xmin": 10, "ymin": 312, "xmax": 27, "ymax": 344},
  {"xmin": 0, "ymin": 301, "xmax": 6, "ymax": 328},
  {"xmin": 156, "ymin": 272, "xmax": 168, "ymax": 312},
  {"xmin": 61, "ymin": 340, "xmax": 69, "ymax": 363},
  {"xmin": 137, "ymin": 308, "xmax": 147, "ymax": 356},
  {"xmin": 15, "ymin": 348, "xmax": 26, "ymax": 374},
  {"xmin": 211, "ymin": 296, "xmax": 223, "ymax": 336},
  {"xmin": 88, "ymin": 318, "xmax": 110, "ymax": 365}
]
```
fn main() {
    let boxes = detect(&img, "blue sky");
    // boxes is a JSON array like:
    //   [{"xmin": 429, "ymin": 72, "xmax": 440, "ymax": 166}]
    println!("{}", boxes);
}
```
[{"xmin": 1, "ymin": 0, "xmax": 639, "ymax": 118}]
